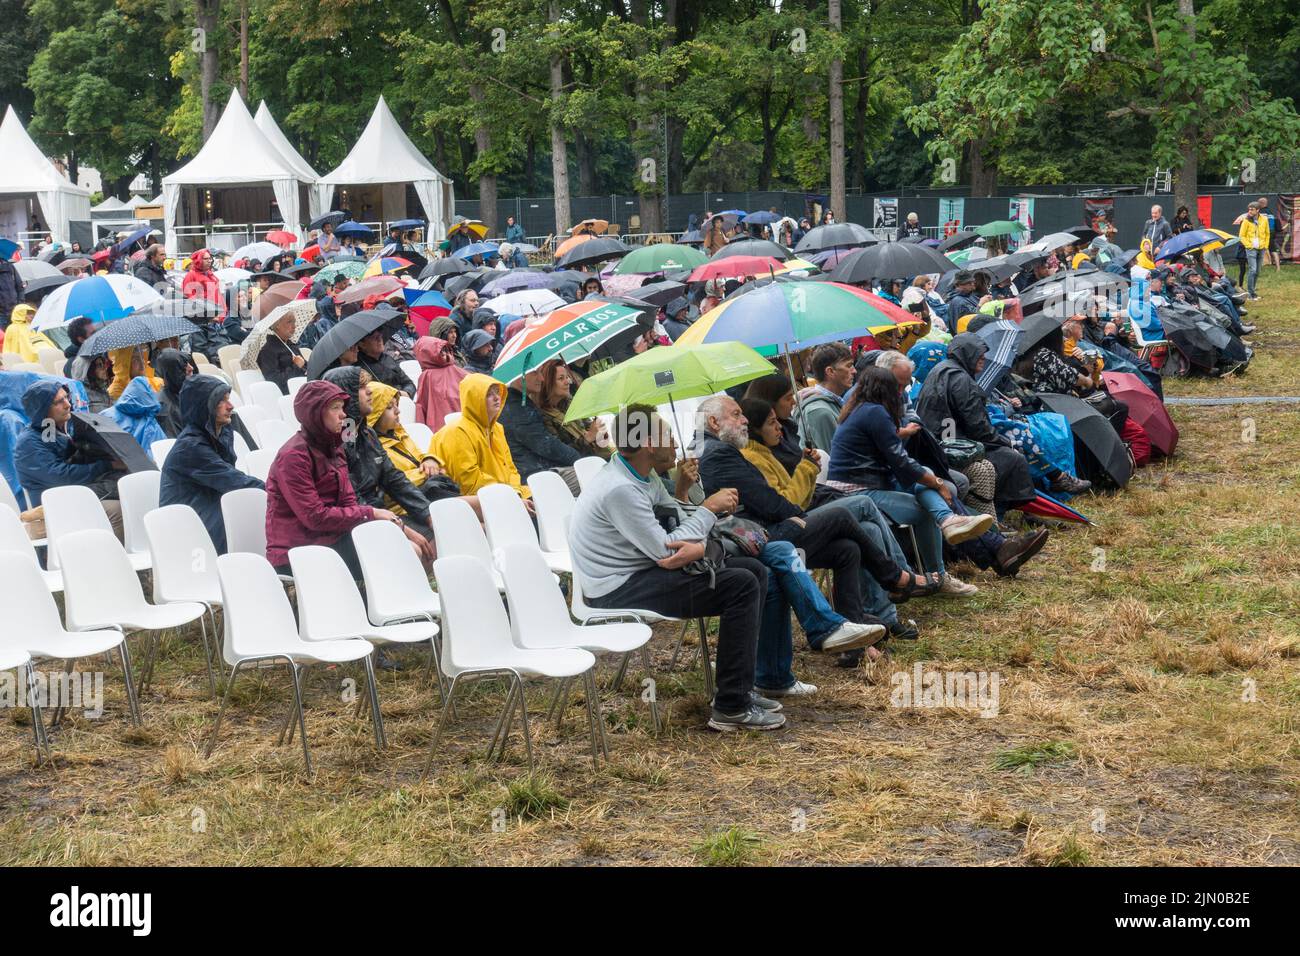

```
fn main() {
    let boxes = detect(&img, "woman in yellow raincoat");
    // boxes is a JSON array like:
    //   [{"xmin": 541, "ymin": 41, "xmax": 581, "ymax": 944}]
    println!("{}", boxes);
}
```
[
  {"xmin": 429, "ymin": 373, "xmax": 530, "ymax": 499},
  {"xmin": 2, "ymin": 304, "xmax": 58, "ymax": 363}
]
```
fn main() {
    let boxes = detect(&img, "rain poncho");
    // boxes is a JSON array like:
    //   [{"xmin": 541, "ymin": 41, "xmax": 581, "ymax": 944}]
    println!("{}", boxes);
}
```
[
  {"xmin": 108, "ymin": 345, "xmax": 161, "ymax": 401},
  {"xmin": 2, "ymin": 304, "xmax": 57, "ymax": 363},
  {"xmin": 367, "ymin": 380, "xmax": 436, "ymax": 489},
  {"xmin": 906, "ymin": 340, "xmax": 948, "ymax": 404},
  {"xmin": 12, "ymin": 377, "xmax": 104, "ymax": 506},
  {"xmin": 106, "ymin": 375, "xmax": 168, "ymax": 454},
  {"xmin": 429, "ymin": 373, "xmax": 528, "ymax": 497},
  {"xmin": 414, "ymin": 336, "xmax": 468, "ymax": 430}
]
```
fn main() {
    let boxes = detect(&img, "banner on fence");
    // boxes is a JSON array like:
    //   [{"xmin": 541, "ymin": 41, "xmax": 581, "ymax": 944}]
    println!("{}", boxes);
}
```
[
  {"xmin": 1008, "ymin": 196, "xmax": 1035, "ymax": 250},
  {"xmin": 1197, "ymin": 195, "xmax": 1214, "ymax": 229},
  {"xmin": 939, "ymin": 197, "xmax": 965, "ymax": 234},
  {"xmin": 1083, "ymin": 198, "xmax": 1114, "ymax": 234},
  {"xmin": 873, "ymin": 197, "xmax": 898, "ymax": 230},
  {"xmin": 1280, "ymin": 195, "xmax": 1299, "ymax": 261}
]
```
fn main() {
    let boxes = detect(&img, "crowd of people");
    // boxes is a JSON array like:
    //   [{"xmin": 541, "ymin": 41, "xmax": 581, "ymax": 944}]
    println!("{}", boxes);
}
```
[{"xmin": 0, "ymin": 201, "xmax": 1278, "ymax": 737}]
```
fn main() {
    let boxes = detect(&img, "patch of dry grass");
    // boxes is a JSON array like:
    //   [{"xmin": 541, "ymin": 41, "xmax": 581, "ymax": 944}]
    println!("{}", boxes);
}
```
[{"xmin": 2, "ymin": 271, "xmax": 1299, "ymax": 867}]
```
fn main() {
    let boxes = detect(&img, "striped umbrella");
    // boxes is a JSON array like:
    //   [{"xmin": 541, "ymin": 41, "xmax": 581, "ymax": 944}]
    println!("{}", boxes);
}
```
[
  {"xmin": 362, "ymin": 256, "xmax": 414, "ymax": 279},
  {"xmin": 491, "ymin": 300, "xmax": 645, "ymax": 384},
  {"xmin": 32, "ymin": 275, "xmax": 164, "ymax": 331},
  {"xmin": 403, "ymin": 289, "xmax": 452, "ymax": 336},
  {"xmin": 974, "ymin": 318, "xmax": 1023, "ymax": 394}
]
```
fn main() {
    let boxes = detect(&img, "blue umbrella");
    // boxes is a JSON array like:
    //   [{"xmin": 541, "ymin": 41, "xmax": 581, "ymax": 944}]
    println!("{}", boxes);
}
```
[
  {"xmin": 334, "ymin": 221, "xmax": 374, "ymax": 238},
  {"xmin": 31, "ymin": 274, "xmax": 165, "ymax": 331},
  {"xmin": 452, "ymin": 241, "xmax": 500, "ymax": 261},
  {"xmin": 974, "ymin": 317, "xmax": 1023, "ymax": 394},
  {"xmin": 1154, "ymin": 228, "xmax": 1238, "ymax": 262},
  {"xmin": 390, "ymin": 218, "xmax": 425, "ymax": 230},
  {"xmin": 677, "ymin": 229, "xmax": 703, "ymax": 245},
  {"xmin": 0, "ymin": 238, "xmax": 18, "ymax": 260},
  {"xmin": 742, "ymin": 211, "xmax": 781, "ymax": 225},
  {"xmin": 112, "ymin": 227, "xmax": 152, "ymax": 256}
]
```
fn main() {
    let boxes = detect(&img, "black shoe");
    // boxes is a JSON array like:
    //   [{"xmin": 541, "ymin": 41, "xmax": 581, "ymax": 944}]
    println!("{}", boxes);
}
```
[
  {"xmin": 994, "ymin": 528, "xmax": 1050, "ymax": 577},
  {"xmin": 833, "ymin": 649, "xmax": 865, "ymax": 668},
  {"xmin": 889, "ymin": 618, "xmax": 920, "ymax": 641},
  {"xmin": 374, "ymin": 648, "xmax": 406, "ymax": 672}
]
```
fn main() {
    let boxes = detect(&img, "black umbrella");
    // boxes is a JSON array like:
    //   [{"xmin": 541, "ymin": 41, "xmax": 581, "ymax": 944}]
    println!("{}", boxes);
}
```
[
  {"xmin": 555, "ymin": 236, "xmax": 631, "ymax": 270},
  {"xmin": 965, "ymin": 255, "xmax": 1023, "ymax": 283},
  {"xmin": 628, "ymin": 278, "xmax": 687, "ymax": 307},
  {"xmin": 1017, "ymin": 272, "xmax": 1129, "ymax": 314},
  {"xmin": 793, "ymin": 222, "xmax": 876, "ymax": 254},
  {"xmin": 251, "ymin": 270, "xmax": 296, "ymax": 285},
  {"xmin": 442, "ymin": 268, "xmax": 495, "ymax": 298},
  {"xmin": 937, "ymin": 230, "xmax": 980, "ymax": 253},
  {"xmin": 420, "ymin": 257, "xmax": 471, "ymax": 281},
  {"xmin": 829, "ymin": 243, "xmax": 953, "ymax": 284},
  {"xmin": 20, "ymin": 274, "xmax": 74, "ymax": 299},
  {"xmin": 710, "ymin": 237, "xmax": 791, "ymax": 261},
  {"xmin": 309, "ymin": 210, "xmax": 350, "ymax": 231},
  {"xmin": 1015, "ymin": 312, "xmax": 1065, "ymax": 357},
  {"xmin": 38, "ymin": 245, "xmax": 67, "ymax": 264},
  {"xmin": 305, "ymin": 309, "xmax": 399, "ymax": 380},
  {"xmin": 283, "ymin": 263, "xmax": 321, "ymax": 278},
  {"xmin": 1005, "ymin": 250, "xmax": 1049, "ymax": 270},
  {"xmin": 1036, "ymin": 392, "xmax": 1132, "ymax": 489},
  {"xmin": 1157, "ymin": 302, "xmax": 1249, "ymax": 372},
  {"xmin": 78, "ymin": 314, "xmax": 200, "ymax": 356},
  {"xmin": 677, "ymin": 229, "xmax": 704, "ymax": 245}
]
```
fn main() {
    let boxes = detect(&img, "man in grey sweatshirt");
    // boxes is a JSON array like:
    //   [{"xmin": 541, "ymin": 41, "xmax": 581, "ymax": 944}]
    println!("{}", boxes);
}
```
[{"xmin": 569, "ymin": 405, "xmax": 784, "ymax": 733}]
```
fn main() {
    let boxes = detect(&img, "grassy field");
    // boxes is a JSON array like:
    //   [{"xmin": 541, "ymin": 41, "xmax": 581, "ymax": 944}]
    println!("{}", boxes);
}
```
[{"xmin": 4, "ymin": 269, "xmax": 1299, "ymax": 867}]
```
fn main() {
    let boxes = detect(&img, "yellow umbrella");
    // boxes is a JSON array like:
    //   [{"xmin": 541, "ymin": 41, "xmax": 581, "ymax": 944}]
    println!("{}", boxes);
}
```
[
  {"xmin": 554, "ymin": 232, "xmax": 595, "ymax": 258},
  {"xmin": 448, "ymin": 218, "xmax": 488, "ymax": 240},
  {"xmin": 570, "ymin": 218, "xmax": 609, "ymax": 236}
]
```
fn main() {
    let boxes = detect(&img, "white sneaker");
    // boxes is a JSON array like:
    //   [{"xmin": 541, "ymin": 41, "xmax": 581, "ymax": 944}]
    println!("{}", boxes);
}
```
[
  {"xmin": 938, "ymin": 574, "xmax": 979, "ymax": 598},
  {"xmin": 754, "ymin": 680, "xmax": 818, "ymax": 698},
  {"xmin": 819, "ymin": 620, "xmax": 886, "ymax": 652},
  {"xmin": 941, "ymin": 513, "xmax": 994, "ymax": 545}
]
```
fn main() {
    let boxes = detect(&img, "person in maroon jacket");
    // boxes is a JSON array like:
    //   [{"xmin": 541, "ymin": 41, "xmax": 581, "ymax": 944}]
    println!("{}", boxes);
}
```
[{"xmin": 264, "ymin": 379, "xmax": 403, "ymax": 577}]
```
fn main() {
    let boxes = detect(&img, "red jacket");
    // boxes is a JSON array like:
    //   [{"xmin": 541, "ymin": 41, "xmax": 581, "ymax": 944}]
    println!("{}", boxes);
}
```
[
  {"xmin": 264, "ymin": 380, "xmax": 374, "ymax": 566},
  {"xmin": 182, "ymin": 263, "xmax": 225, "ymax": 317}
]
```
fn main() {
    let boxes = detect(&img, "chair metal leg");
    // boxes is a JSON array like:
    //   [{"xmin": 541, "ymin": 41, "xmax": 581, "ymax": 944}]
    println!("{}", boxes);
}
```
[
  {"xmin": 363, "ymin": 656, "xmax": 385, "ymax": 750},
  {"xmin": 420, "ymin": 673, "xmax": 462, "ymax": 782},
  {"xmin": 288, "ymin": 663, "xmax": 312, "ymax": 773},
  {"xmin": 204, "ymin": 662, "xmax": 243, "ymax": 757},
  {"xmin": 610, "ymin": 651, "xmax": 631, "ymax": 691},
  {"xmin": 901, "ymin": 524, "xmax": 926, "ymax": 577},
  {"xmin": 25, "ymin": 664, "xmax": 52, "ymax": 762},
  {"xmin": 49, "ymin": 658, "xmax": 75, "ymax": 729},
  {"xmin": 668, "ymin": 620, "xmax": 691, "ymax": 670},
  {"xmin": 697, "ymin": 618, "xmax": 715, "ymax": 698},
  {"xmin": 512, "ymin": 673, "xmax": 535, "ymax": 772},
  {"xmin": 581, "ymin": 672, "xmax": 600, "ymax": 764},
  {"xmin": 487, "ymin": 679, "xmax": 518, "ymax": 760},
  {"xmin": 640, "ymin": 645, "xmax": 661, "ymax": 734},
  {"xmin": 546, "ymin": 676, "xmax": 571, "ymax": 727},
  {"xmin": 118, "ymin": 640, "xmax": 142, "ymax": 727},
  {"xmin": 584, "ymin": 669, "xmax": 609, "ymax": 763},
  {"xmin": 197, "ymin": 612, "xmax": 217, "ymax": 699}
]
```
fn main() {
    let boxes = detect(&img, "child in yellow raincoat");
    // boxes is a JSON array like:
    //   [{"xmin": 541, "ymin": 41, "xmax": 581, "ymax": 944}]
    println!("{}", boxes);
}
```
[{"xmin": 429, "ymin": 373, "xmax": 530, "ymax": 499}]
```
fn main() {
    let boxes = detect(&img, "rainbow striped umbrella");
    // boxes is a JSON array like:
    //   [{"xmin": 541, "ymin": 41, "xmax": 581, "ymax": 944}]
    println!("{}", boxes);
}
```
[{"xmin": 362, "ymin": 256, "xmax": 414, "ymax": 278}]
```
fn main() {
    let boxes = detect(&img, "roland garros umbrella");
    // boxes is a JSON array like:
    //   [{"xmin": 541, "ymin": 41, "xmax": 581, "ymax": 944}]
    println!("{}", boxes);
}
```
[
  {"xmin": 1035, "ymin": 392, "xmax": 1133, "ymax": 489},
  {"xmin": 491, "ymin": 300, "xmax": 646, "ymax": 383},
  {"xmin": 1101, "ymin": 370, "xmax": 1177, "ymax": 455}
]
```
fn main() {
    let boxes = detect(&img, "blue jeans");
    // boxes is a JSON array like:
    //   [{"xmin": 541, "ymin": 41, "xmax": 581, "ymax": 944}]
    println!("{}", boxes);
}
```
[
  {"xmin": 859, "ymin": 488, "xmax": 946, "ymax": 575},
  {"xmin": 756, "ymin": 540, "xmax": 845, "ymax": 690},
  {"xmin": 817, "ymin": 494, "xmax": 905, "ymax": 624},
  {"xmin": 1245, "ymin": 249, "xmax": 1261, "ymax": 296}
]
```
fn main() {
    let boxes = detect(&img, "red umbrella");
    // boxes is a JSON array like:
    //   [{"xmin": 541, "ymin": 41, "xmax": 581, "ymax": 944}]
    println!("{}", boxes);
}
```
[
  {"xmin": 687, "ymin": 256, "xmax": 784, "ymax": 283},
  {"xmin": 335, "ymin": 275, "xmax": 403, "ymax": 305},
  {"xmin": 1019, "ymin": 492, "xmax": 1090, "ymax": 525},
  {"xmin": 1101, "ymin": 371, "xmax": 1177, "ymax": 455},
  {"xmin": 300, "ymin": 244, "xmax": 322, "ymax": 262},
  {"xmin": 266, "ymin": 229, "xmax": 297, "ymax": 247}
]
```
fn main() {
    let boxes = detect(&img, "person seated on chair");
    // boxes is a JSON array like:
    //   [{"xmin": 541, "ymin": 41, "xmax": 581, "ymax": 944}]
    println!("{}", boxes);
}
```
[
  {"xmin": 498, "ymin": 360, "xmax": 588, "ymax": 494},
  {"xmin": 430, "ymin": 373, "xmax": 532, "ymax": 503},
  {"xmin": 15, "ymin": 380, "xmax": 126, "ymax": 537},
  {"xmin": 696, "ymin": 394, "xmax": 940, "ymax": 630},
  {"xmin": 256, "ymin": 309, "xmax": 306, "ymax": 395},
  {"xmin": 355, "ymin": 318, "xmax": 415, "ymax": 397},
  {"xmin": 568, "ymin": 404, "xmax": 783, "ymax": 733},
  {"xmin": 265, "ymin": 379, "xmax": 410, "ymax": 578},
  {"xmin": 159, "ymin": 374, "xmax": 264, "ymax": 552},
  {"xmin": 321, "ymin": 368, "xmax": 438, "ymax": 558},
  {"xmin": 797, "ymin": 343, "xmax": 856, "ymax": 453}
]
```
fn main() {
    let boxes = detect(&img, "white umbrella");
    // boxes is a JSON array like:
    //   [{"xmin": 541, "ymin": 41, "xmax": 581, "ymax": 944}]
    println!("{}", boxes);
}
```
[
  {"xmin": 239, "ymin": 299, "xmax": 318, "ymax": 370},
  {"xmin": 483, "ymin": 288, "xmax": 566, "ymax": 316},
  {"xmin": 216, "ymin": 267, "xmax": 252, "ymax": 285},
  {"xmin": 15, "ymin": 260, "xmax": 62, "ymax": 281},
  {"xmin": 31, "ymin": 274, "xmax": 164, "ymax": 332},
  {"xmin": 231, "ymin": 241, "xmax": 282, "ymax": 264}
]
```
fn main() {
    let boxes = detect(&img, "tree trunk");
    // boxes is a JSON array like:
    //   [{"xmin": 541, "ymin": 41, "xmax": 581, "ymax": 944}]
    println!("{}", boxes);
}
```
[
  {"xmin": 468, "ymin": 83, "xmax": 497, "ymax": 234},
  {"xmin": 525, "ymin": 132, "xmax": 537, "ymax": 195},
  {"xmin": 968, "ymin": 135, "xmax": 997, "ymax": 197},
  {"xmin": 828, "ymin": 0, "xmax": 845, "ymax": 220},
  {"xmin": 629, "ymin": 0, "xmax": 662, "ymax": 234},
  {"xmin": 575, "ymin": 134, "xmax": 596, "ymax": 196},
  {"xmin": 195, "ymin": 0, "xmax": 221, "ymax": 141},
  {"xmin": 1173, "ymin": 0, "xmax": 1199, "ymax": 220},
  {"xmin": 239, "ymin": 0, "xmax": 249, "ymax": 100},
  {"xmin": 549, "ymin": 1, "xmax": 571, "ymax": 234}
]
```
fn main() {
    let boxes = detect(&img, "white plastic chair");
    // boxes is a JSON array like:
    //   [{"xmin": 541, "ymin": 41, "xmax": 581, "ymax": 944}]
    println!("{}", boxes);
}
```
[
  {"xmin": 400, "ymin": 359, "xmax": 421, "ymax": 388},
  {"xmin": 255, "ymin": 419, "xmax": 296, "ymax": 456},
  {"xmin": 0, "ymin": 479, "xmax": 46, "ymax": 548},
  {"xmin": 241, "ymin": 448, "xmax": 276, "ymax": 482},
  {"xmin": 0, "ymin": 552, "xmax": 139, "ymax": 756},
  {"xmin": 150, "ymin": 438, "xmax": 177, "ymax": 467},
  {"xmin": 443, "ymin": 411, "xmax": 462, "ymax": 427},
  {"xmin": 352, "ymin": 519, "xmax": 442, "ymax": 625},
  {"xmin": 527, "ymin": 470, "xmax": 576, "ymax": 557},
  {"xmin": 221, "ymin": 488, "xmax": 268, "ymax": 557},
  {"xmin": 278, "ymin": 394, "xmax": 297, "ymax": 422},
  {"xmin": 405, "ymin": 421, "xmax": 434, "ymax": 454},
  {"xmin": 573, "ymin": 456, "xmax": 606, "ymax": 492},
  {"xmin": 42, "ymin": 484, "xmax": 149, "ymax": 573},
  {"xmin": 423, "ymin": 555, "xmax": 596, "ymax": 777},
  {"xmin": 206, "ymin": 552, "xmax": 380, "ymax": 772},
  {"xmin": 247, "ymin": 380, "xmax": 284, "ymax": 420},
  {"xmin": 217, "ymin": 344, "xmax": 243, "ymax": 390},
  {"xmin": 233, "ymin": 404, "xmax": 270, "ymax": 438},
  {"xmin": 225, "ymin": 383, "xmax": 244, "ymax": 407},
  {"xmin": 500, "ymin": 543, "xmax": 654, "ymax": 736},
  {"xmin": 285, "ymin": 377, "xmax": 307, "ymax": 396},
  {"xmin": 144, "ymin": 504, "xmax": 223, "ymax": 696},
  {"xmin": 398, "ymin": 395, "xmax": 417, "ymax": 429},
  {"xmin": 59, "ymin": 528, "xmax": 205, "ymax": 699},
  {"xmin": 232, "ymin": 429, "xmax": 252, "ymax": 460},
  {"xmin": 430, "ymin": 497, "xmax": 504, "ymax": 589},
  {"xmin": 290, "ymin": 543, "xmax": 438, "ymax": 720},
  {"xmin": 192, "ymin": 351, "xmax": 211, "ymax": 366},
  {"xmin": 235, "ymin": 368, "xmax": 266, "ymax": 398},
  {"xmin": 37, "ymin": 346, "xmax": 66, "ymax": 376},
  {"xmin": 479, "ymin": 483, "xmax": 570, "ymax": 574},
  {"xmin": 816, "ymin": 448, "xmax": 830, "ymax": 482},
  {"xmin": 116, "ymin": 470, "xmax": 160, "ymax": 572},
  {"xmin": 0, "ymin": 506, "xmax": 61, "ymax": 592},
  {"xmin": 0, "ymin": 635, "xmax": 41, "ymax": 759}
]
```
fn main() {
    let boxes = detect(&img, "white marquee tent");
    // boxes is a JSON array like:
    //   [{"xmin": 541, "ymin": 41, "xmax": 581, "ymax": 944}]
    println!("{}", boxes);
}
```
[
  {"xmin": 317, "ymin": 96, "xmax": 454, "ymax": 238},
  {"xmin": 254, "ymin": 101, "xmax": 322, "ymax": 186},
  {"xmin": 91, "ymin": 196, "xmax": 130, "ymax": 213},
  {"xmin": 161, "ymin": 89, "xmax": 317, "ymax": 254},
  {"xmin": 0, "ymin": 105, "xmax": 92, "ymax": 243}
]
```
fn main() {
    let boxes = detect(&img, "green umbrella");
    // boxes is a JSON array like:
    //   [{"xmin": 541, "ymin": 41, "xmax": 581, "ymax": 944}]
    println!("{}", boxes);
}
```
[
  {"xmin": 974, "ymin": 220, "xmax": 1027, "ymax": 238},
  {"xmin": 565, "ymin": 342, "xmax": 773, "ymax": 422},
  {"xmin": 316, "ymin": 260, "xmax": 368, "ymax": 283},
  {"xmin": 613, "ymin": 243, "xmax": 709, "ymax": 275}
]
